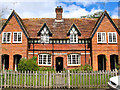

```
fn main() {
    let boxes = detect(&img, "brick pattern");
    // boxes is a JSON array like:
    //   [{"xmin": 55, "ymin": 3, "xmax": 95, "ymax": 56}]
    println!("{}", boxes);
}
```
[
  {"xmin": 92, "ymin": 16, "xmax": 120, "ymax": 71},
  {"xmin": 1, "ymin": 15, "xmax": 28, "ymax": 70},
  {"xmin": 0, "ymin": 9, "xmax": 120, "ymax": 71}
]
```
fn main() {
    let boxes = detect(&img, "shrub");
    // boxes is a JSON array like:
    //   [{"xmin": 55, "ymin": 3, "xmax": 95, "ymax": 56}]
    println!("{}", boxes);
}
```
[
  {"xmin": 70, "ymin": 64, "xmax": 93, "ymax": 72},
  {"xmin": 39, "ymin": 67, "xmax": 54, "ymax": 71},
  {"xmin": 18, "ymin": 56, "xmax": 39, "ymax": 71},
  {"xmin": 116, "ymin": 64, "xmax": 120, "ymax": 70}
]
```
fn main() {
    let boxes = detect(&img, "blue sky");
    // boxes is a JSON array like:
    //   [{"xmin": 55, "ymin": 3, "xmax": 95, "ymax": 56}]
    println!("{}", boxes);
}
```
[{"xmin": 0, "ymin": 0, "xmax": 119, "ymax": 18}]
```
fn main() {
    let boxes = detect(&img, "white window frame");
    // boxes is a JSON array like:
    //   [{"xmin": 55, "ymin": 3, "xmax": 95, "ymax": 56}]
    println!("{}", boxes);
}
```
[
  {"xmin": 70, "ymin": 34, "xmax": 78, "ymax": 43},
  {"xmin": 97, "ymin": 32, "xmax": 106, "ymax": 43},
  {"xmin": 38, "ymin": 54, "xmax": 51, "ymax": 66},
  {"xmin": 108, "ymin": 32, "xmax": 117, "ymax": 43},
  {"xmin": 41, "ymin": 34, "xmax": 49, "ymax": 43},
  {"xmin": 67, "ymin": 54, "xmax": 81, "ymax": 66},
  {"xmin": 13, "ymin": 32, "xmax": 22, "ymax": 43},
  {"xmin": 2, "ymin": 32, "xmax": 12, "ymax": 43}
]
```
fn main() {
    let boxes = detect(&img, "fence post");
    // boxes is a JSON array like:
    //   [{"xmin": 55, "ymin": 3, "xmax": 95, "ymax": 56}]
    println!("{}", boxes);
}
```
[
  {"xmin": 118, "ymin": 70, "xmax": 120, "ymax": 75},
  {"xmin": 48, "ymin": 71, "xmax": 51, "ymax": 88},
  {"xmin": 1, "ymin": 71, "xmax": 2, "ymax": 88},
  {"xmin": 4, "ymin": 70, "xmax": 6, "ymax": 88},
  {"xmin": 67, "ymin": 70, "xmax": 70, "ymax": 88}
]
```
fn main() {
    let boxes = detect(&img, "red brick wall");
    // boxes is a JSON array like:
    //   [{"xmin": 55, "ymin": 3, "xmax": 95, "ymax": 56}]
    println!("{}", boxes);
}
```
[
  {"xmin": 28, "ymin": 50, "xmax": 91, "ymax": 70},
  {"xmin": 1, "ymin": 15, "xmax": 28, "ymax": 70},
  {"xmin": 92, "ymin": 16, "xmax": 120, "ymax": 71}
]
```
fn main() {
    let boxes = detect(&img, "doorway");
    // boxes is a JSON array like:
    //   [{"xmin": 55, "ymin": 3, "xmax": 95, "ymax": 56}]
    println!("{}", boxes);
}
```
[
  {"xmin": 56, "ymin": 57, "xmax": 63, "ymax": 72},
  {"xmin": 98, "ymin": 55, "xmax": 106, "ymax": 71},
  {"xmin": 13, "ymin": 55, "xmax": 22, "ymax": 71},
  {"xmin": 110, "ymin": 55, "xmax": 118, "ymax": 70},
  {"xmin": 2, "ymin": 54, "xmax": 9, "ymax": 70}
]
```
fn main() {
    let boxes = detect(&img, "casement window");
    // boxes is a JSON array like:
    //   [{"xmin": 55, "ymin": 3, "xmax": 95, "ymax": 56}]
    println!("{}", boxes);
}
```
[
  {"xmin": 108, "ymin": 32, "xmax": 117, "ymax": 43},
  {"xmin": 67, "ymin": 54, "xmax": 80, "ymax": 66},
  {"xmin": 41, "ymin": 27, "xmax": 49, "ymax": 43},
  {"xmin": 13, "ymin": 32, "xmax": 22, "ymax": 43},
  {"xmin": 2, "ymin": 32, "xmax": 11, "ymax": 43},
  {"xmin": 70, "ymin": 27, "xmax": 78, "ymax": 43},
  {"xmin": 97, "ymin": 32, "xmax": 106, "ymax": 43},
  {"xmin": 38, "ymin": 54, "xmax": 51, "ymax": 65}
]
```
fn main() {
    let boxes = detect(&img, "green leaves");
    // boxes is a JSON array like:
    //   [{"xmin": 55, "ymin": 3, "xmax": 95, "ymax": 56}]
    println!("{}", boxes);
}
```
[{"xmin": 18, "ymin": 57, "xmax": 39, "ymax": 71}]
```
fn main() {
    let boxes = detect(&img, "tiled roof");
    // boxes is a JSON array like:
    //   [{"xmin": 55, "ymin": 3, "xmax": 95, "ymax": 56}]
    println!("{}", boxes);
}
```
[
  {"xmin": 22, "ymin": 18, "xmax": 97, "ymax": 39},
  {"xmin": 1, "ymin": 15, "xmax": 119, "ymax": 39}
]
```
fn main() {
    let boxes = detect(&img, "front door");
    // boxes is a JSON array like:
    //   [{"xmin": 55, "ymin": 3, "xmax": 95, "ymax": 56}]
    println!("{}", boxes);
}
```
[{"xmin": 56, "ymin": 57, "xmax": 63, "ymax": 72}]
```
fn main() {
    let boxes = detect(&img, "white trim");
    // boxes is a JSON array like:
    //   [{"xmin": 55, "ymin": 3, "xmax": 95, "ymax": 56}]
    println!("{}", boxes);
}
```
[
  {"xmin": 97, "ymin": 32, "xmax": 106, "ymax": 43},
  {"xmin": 70, "ymin": 33, "xmax": 78, "ymax": 43},
  {"xmin": 81, "ymin": 53, "xmax": 90, "ymax": 55},
  {"xmin": 53, "ymin": 53, "xmax": 67, "ymax": 55},
  {"xmin": 67, "ymin": 54, "xmax": 81, "ymax": 66},
  {"xmin": 2, "ymin": 32, "xmax": 12, "ymax": 43},
  {"xmin": 55, "ymin": 19, "xmax": 64, "ymax": 22},
  {"xmin": 13, "ymin": 32, "xmax": 22, "ymax": 43},
  {"xmin": 108, "ymin": 32, "xmax": 117, "ymax": 43},
  {"xmin": 28, "ymin": 53, "xmax": 38, "ymax": 55},
  {"xmin": 38, "ymin": 54, "xmax": 51, "ymax": 66}
]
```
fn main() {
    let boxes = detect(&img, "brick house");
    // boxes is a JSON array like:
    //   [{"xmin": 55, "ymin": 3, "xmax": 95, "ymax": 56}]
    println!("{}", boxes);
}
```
[{"xmin": 0, "ymin": 6, "xmax": 120, "ymax": 71}]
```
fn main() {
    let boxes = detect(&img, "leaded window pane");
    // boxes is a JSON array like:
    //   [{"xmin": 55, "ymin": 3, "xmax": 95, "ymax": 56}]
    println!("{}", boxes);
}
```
[
  {"xmin": 3, "ymin": 33, "xmax": 6, "ymax": 42},
  {"xmin": 109, "ymin": 33, "xmax": 112, "ymax": 42},
  {"xmin": 113, "ymin": 33, "xmax": 116, "ymax": 42},
  {"xmin": 68, "ymin": 54, "xmax": 80, "ymax": 65},
  {"xmin": 18, "ymin": 33, "xmax": 21, "ymax": 41}
]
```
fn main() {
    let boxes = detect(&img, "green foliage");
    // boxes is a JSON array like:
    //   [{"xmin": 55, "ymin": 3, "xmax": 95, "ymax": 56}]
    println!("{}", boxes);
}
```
[
  {"xmin": 70, "ymin": 64, "xmax": 93, "ymax": 72},
  {"xmin": 115, "ymin": 64, "xmax": 120, "ymax": 70},
  {"xmin": 18, "ymin": 56, "xmax": 54, "ymax": 71},
  {"xmin": 18, "ymin": 57, "xmax": 39, "ymax": 71},
  {"xmin": 81, "ymin": 11, "xmax": 103, "ymax": 18},
  {"xmin": 39, "ymin": 67, "xmax": 54, "ymax": 71}
]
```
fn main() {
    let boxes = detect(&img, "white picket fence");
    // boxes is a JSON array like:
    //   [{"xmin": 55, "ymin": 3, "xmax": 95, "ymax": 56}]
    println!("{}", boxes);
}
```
[{"xmin": 0, "ymin": 70, "xmax": 120, "ymax": 88}]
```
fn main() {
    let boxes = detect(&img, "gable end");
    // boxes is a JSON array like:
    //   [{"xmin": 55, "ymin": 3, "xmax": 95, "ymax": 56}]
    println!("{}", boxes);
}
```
[
  {"xmin": 67, "ymin": 23, "xmax": 81, "ymax": 36},
  {"xmin": 90, "ymin": 11, "xmax": 120, "ymax": 38},
  {"xmin": 0, "ymin": 10, "xmax": 29, "ymax": 38},
  {"xmin": 37, "ymin": 23, "xmax": 52, "ymax": 36}
]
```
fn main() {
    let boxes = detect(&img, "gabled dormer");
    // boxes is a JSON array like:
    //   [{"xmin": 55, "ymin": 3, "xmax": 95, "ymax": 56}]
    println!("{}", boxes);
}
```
[
  {"xmin": 67, "ymin": 24, "xmax": 81, "ymax": 43},
  {"xmin": 37, "ymin": 23, "xmax": 52, "ymax": 43}
]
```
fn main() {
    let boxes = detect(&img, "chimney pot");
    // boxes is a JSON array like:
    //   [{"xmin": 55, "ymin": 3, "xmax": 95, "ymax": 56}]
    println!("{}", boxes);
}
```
[{"xmin": 55, "ymin": 6, "xmax": 63, "ymax": 20}]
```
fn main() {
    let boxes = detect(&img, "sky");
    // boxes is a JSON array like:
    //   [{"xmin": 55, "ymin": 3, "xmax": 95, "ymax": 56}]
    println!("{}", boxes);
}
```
[{"xmin": 0, "ymin": 0, "xmax": 119, "ymax": 19}]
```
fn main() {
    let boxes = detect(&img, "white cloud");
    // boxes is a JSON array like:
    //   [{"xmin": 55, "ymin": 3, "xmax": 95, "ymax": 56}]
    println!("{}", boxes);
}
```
[
  {"xmin": 0, "ymin": 0, "xmax": 116, "ymax": 19},
  {"xmin": 111, "ymin": 7, "xmax": 118, "ymax": 18}
]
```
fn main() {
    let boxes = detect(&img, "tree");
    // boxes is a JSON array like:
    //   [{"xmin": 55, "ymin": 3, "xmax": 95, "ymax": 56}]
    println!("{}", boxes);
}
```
[{"xmin": 81, "ymin": 11, "xmax": 103, "ymax": 18}]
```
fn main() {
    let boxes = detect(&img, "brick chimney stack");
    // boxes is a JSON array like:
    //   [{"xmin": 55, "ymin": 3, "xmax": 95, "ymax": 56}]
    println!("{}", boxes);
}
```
[{"xmin": 55, "ymin": 6, "xmax": 63, "ymax": 20}]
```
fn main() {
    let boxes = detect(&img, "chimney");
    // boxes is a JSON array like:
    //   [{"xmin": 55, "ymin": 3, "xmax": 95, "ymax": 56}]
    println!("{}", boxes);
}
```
[{"xmin": 55, "ymin": 6, "xmax": 63, "ymax": 21}]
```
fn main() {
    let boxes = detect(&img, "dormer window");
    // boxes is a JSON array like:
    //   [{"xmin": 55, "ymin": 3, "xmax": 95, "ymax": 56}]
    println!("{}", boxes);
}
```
[
  {"xmin": 38, "ymin": 23, "xmax": 52, "ymax": 44},
  {"xmin": 40, "ymin": 27, "xmax": 49, "ymax": 43},
  {"xmin": 70, "ymin": 27, "xmax": 78, "ymax": 43},
  {"xmin": 67, "ymin": 24, "xmax": 81, "ymax": 44}
]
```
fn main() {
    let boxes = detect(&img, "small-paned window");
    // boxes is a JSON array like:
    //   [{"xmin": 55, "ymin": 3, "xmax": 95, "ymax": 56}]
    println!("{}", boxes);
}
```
[
  {"xmin": 97, "ymin": 32, "xmax": 106, "ymax": 43},
  {"xmin": 13, "ymin": 32, "xmax": 22, "ymax": 43},
  {"xmin": 70, "ymin": 27, "xmax": 78, "ymax": 43},
  {"xmin": 2, "ymin": 32, "xmax": 11, "ymax": 43},
  {"xmin": 108, "ymin": 32, "xmax": 117, "ymax": 43},
  {"xmin": 41, "ymin": 27, "xmax": 49, "ymax": 43},
  {"xmin": 38, "ymin": 54, "xmax": 51, "ymax": 65},
  {"xmin": 68, "ymin": 54, "xmax": 80, "ymax": 65}
]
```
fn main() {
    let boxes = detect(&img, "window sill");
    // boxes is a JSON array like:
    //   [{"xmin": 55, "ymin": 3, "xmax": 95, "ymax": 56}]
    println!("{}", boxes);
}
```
[
  {"xmin": 97, "ymin": 42, "xmax": 107, "ymax": 44},
  {"xmin": 67, "ymin": 64, "xmax": 81, "ymax": 66},
  {"xmin": 108, "ymin": 42, "xmax": 117, "ymax": 44},
  {"xmin": 38, "ymin": 64, "xmax": 51, "ymax": 66},
  {"xmin": 13, "ymin": 42, "xmax": 22, "ymax": 44},
  {"xmin": 2, "ymin": 42, "xmax": 11, "ymax": 44}
]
